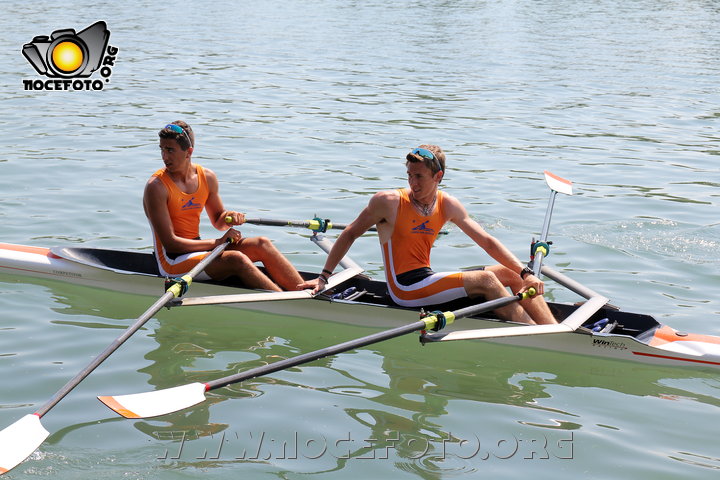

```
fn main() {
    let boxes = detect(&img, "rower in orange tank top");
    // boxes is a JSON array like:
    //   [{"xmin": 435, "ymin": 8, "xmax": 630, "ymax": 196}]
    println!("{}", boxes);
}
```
[
  {"xmin": 144, "ymin": 121, "xmax": 304, "ymax": 291},
  {"xmin": 300, "ymin": 144, "xmax": 556, "ymax": 324},
  {"xmin": 150, "ymin": 164, "xmax": 212, "ymax": 277},
  {"xmin": 381, "ymin": 189, "xmax": 466, "ymax": 306}
]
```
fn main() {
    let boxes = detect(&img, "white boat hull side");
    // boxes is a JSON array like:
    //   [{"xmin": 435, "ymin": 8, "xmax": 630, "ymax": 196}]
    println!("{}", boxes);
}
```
[
  {"xmin": 2, "ymin": 243, "xmax": 720, "ymax": 370},
  {"xmin": 0, "ymin": 243, "xmax": 417, "ymax": 328},
  {"xmin": 0, "ymin": 244, "xmax": 162, "ymax": 295},
  {"xmin": 471, "ymin": 326, "xmax": 720, "ymax": 369}
]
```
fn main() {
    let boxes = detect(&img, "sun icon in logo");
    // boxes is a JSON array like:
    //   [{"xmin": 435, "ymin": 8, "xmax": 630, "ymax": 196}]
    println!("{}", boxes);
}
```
[{"xmin": 51, "ymin": 41, "xmax": 84, "ymax": 73}]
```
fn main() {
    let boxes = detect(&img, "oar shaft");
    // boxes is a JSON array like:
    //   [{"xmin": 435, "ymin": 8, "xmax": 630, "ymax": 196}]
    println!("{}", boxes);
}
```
[
  {"xmin": 35, "ymin": 290, "xmax": 174, "ymax": 417},
  {"xmin": 448, "ymin": 292, "xmax": 531, "ymax": 321},
  {"xmin": 205, "ymin": 292, "xmax": 528, "ymax": 392},
  {"xmin": 245, "ymin": 218, "xmax": 313, "ymax": 228},
  {"xmin": 532, "ymin": 190, "xmax": 557, "ymax": 277},
  {"xmin": 206, "ymin": 320, "xmax": 427, "ymax": 391},
  {"xmin": 34, "ymin": 240, "xmax": 229, "ymax": 418},
  {"xmin": 184, "ymin": 241, "xmax": 229, "ymax": 278},
  {"xmin": 244, "ymin": 217, "xmax": 377, "ymax": 232},
  {"xmin": 539, "ymin": 190, "xmax": 557, "ymax": 243},
  {"xmin": 531, "ymin": 171, "xmax": 572, "ymax": 277}
]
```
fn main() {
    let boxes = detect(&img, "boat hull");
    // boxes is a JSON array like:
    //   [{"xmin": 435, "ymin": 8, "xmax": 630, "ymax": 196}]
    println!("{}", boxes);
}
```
[{"xmin": 2, "ymin": 242, "xmax": 720, "ymax": 370}]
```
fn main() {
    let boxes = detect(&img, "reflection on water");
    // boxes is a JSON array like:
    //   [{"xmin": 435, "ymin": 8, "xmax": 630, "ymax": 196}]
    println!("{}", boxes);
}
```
[{"xmin": 6, "ymin": 274, "xmax": 717, "ymax": 476}]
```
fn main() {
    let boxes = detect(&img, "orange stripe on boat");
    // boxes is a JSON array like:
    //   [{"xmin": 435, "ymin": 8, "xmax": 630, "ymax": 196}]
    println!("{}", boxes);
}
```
[
  {"xmin": 649, "ymin": 325, "xmax": 720, "ymax": 347},
  {"xmin": 0, "ymin": 243, "xmax": 52, "ymax": 256},
  {"xmin": 97, "ymin": 396, "xmax": 141, "ymax": 419}
]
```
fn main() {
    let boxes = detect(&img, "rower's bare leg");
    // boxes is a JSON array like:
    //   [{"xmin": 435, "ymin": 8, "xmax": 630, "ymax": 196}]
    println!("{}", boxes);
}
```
[
  {"xmin": 205, "ymin": 249, "xmax": 281, "ymax": 291},
  {"xmin": 485, "ymin": 265, "xmax": 557, "ymax": 324},
  {"xmin": 233, "ymin": 236, "xmax": 304, "ymax": 291},
  {"xmin": 463, "ymin": 270, "xmax": 535, "ymax": 324}
]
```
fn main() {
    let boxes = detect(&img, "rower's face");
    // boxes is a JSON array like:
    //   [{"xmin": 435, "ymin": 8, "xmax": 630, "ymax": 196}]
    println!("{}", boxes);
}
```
[
  {"xmin": 406, "ymin": 161, "xmax": 441, "ymax": 194},
  {"xmin": 159, "ymin": 138, "xmax": 191, "ymax": 171}
]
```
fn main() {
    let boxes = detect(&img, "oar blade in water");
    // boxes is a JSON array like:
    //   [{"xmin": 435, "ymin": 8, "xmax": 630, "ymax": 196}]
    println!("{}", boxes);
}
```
[{"xmin": 0, "ymin": 414, "xmax": 50, "ymax": 475}]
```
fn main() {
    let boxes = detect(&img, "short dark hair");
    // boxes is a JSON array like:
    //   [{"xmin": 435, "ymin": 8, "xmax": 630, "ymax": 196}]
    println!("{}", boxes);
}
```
[
  {"xmin": 405, "ymin": 144, "xmax": 446, "ymax": 176},
  {"xmin": 158, "ymin": 120, "xmax": 194, "ymax": 151}
]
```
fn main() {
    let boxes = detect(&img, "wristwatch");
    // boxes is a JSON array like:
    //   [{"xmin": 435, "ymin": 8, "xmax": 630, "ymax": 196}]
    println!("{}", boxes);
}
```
[{"xmin": 520, "ymin": 267, "xmax": 534, "ymax": 279}]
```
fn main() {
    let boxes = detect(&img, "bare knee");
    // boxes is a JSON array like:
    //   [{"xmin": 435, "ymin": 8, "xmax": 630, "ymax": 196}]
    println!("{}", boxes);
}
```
[
  {"xmin": 215, "ymin": 251, "xmax": 255, "ymax": 273},
  {"xmin": 244, "ymin": 236, "xmax": 279, "ymax": 258},
  {"xmin": 206, "ymin": 250, "xmax": 254, "ymax": 280},
  {"xmin": 464, "ymin": 269, "xmax": 506, "ymax": 296},
  {"xmin": 472, "ymin": 269, "xmax": 499, "ymax": 286},
  {"xmin": 228, "ymin": 250, "xmax": 254, "ymax": 268},
  {"xmin": 255, "ymin": 236, "xmax": 275, "ymax": 252},
  {"xmin": 486, "ymin": 265, "xmax": 522, "ymax": 291}
]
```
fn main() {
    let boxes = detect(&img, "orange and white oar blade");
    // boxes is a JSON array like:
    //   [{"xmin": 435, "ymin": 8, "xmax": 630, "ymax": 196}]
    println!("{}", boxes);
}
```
[
  {"xmin": 544, "ymin": 171, "xmax": 573, "ymax": 196},
  {"xmin": 0, "ymin": 414, "xmax": 50, "ymax": 475},
  {"xmin": 98, "ymin": 382, "xmax": 207, "ymax": 419}
]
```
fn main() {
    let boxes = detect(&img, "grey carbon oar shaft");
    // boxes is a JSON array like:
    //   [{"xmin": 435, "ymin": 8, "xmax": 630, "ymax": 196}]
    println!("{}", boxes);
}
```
[
  {"xmin": 34, "ymin": 239, "xmax": 229, "ymax": 417},
  {"xmin": 206, "ymin": 291, "xmax": 532, "ymax": 391}
]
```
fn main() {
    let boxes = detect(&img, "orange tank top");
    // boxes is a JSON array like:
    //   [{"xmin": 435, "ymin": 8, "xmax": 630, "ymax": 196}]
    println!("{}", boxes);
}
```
[
  {"xmin": 152, "ymin": 164, "xmax": 209, "ymax": 239},
  {"xmin": 383, "ymin": 189, "xmax": 447, "ymax": 275}
]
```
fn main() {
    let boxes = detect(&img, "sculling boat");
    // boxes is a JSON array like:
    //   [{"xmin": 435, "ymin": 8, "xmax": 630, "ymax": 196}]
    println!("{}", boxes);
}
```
[{"xmin": 1, "ymin": 239, "xmax": 719, "ymax": 370}]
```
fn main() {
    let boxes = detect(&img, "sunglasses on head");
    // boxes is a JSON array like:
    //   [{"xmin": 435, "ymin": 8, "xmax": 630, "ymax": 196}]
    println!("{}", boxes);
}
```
[
  {"xmin": 411, "ymin": 147, "xmax": 443, "ymax": 173},
  {"xmin": 165, "ymin": 124, "xmax": 192, "ymax": 147}
]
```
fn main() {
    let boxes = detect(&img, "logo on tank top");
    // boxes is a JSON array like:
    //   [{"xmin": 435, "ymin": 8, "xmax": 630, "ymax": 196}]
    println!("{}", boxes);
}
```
[
  {"xmin": 411, "ymin": 221, "xmax": 435, "ymax": 235},
  {"xmin": 181, "ymin": 197, "xmax": 202, "ymax": 210}
]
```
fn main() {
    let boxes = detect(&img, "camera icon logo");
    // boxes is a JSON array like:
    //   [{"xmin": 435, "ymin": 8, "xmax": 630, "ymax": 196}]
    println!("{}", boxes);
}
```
[{"xmin": 22, "ymin": 21, "xmax": 110, "ymax": 78}]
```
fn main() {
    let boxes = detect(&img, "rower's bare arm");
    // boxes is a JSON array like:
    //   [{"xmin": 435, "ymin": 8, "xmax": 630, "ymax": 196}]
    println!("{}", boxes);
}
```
[
  {"xmin": 327, "ymin": 192, "xmax": 395, "ymax": 268},
  {"xmin": 202, "ymin": 170, "xmax": 245, "ymax": 228},
  {"xmin": 446, "ymin": 196, "xmax": 523, "ymax": 272},
  {"xmin": 299, "ymin": 191, "xmax": 395, "ymax": 292},
  {"xmin": 202, "ymin": 168, "xmax": 232, "ymax": 230},
  {"xmin": 447, "ymin": 197, "xmax": 544, "ymax": 294}
]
